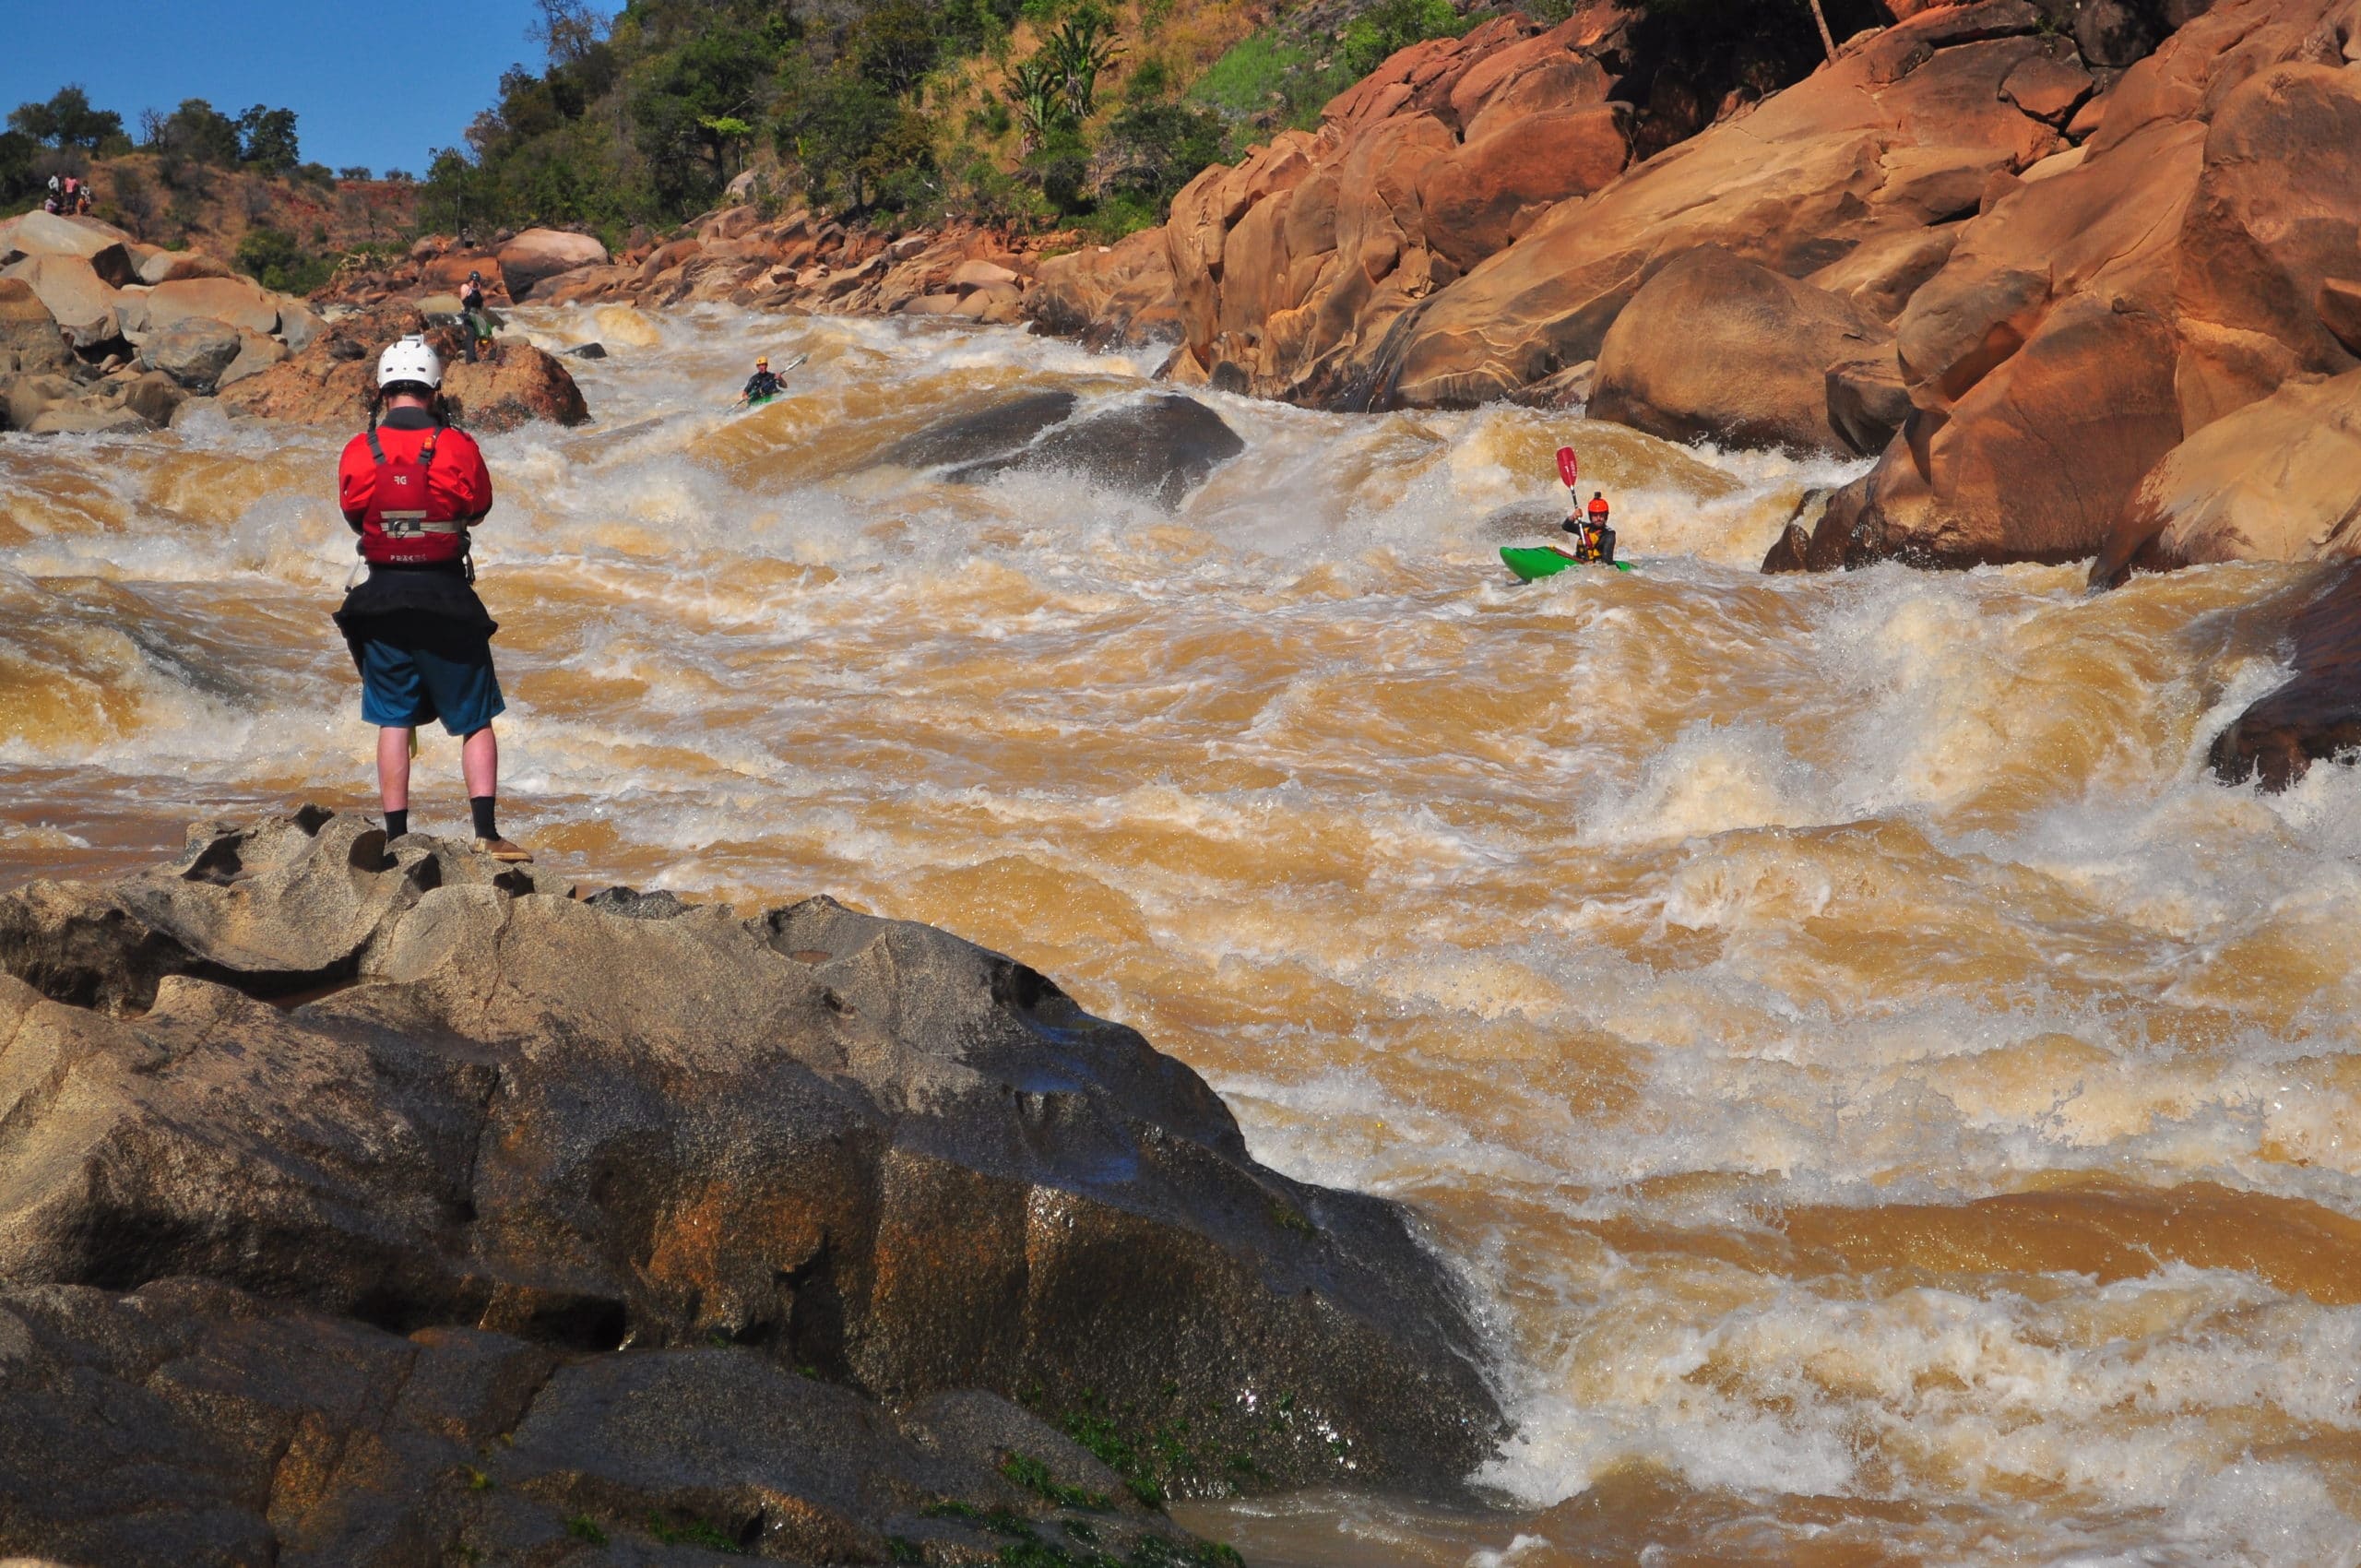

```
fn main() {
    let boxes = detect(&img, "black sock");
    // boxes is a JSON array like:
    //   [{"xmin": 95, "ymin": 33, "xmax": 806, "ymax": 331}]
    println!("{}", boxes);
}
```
[
  {"xmin": 386, "ymin": 808, "xmax": 409, "ymax": 838},
  {"xmin": 470, "ymin": 795, "xmax": 498, "ymax": 839}
]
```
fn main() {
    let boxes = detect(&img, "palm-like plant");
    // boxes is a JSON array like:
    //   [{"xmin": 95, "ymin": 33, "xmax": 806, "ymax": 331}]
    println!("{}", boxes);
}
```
[
  {"xmin": 1004, "ymin": 55, "xmax": 1069, "ymax": 152},
  {"xmin": 1041, "ymin": 13, "xmax": 1122, "ymax": 122}
]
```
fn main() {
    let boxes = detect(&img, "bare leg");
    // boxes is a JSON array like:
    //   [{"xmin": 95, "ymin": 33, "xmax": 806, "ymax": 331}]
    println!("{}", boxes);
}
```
[
  {"xmin": 377, "ymin": 726, "xmax": 413, "ymax": 811},
  {"xmin": 461, "ymin": 725, "xmax": 498, "ymax": 799}
]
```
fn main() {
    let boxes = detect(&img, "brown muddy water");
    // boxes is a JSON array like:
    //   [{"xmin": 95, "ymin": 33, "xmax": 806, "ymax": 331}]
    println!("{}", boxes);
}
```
[{"xmin": 4, "ymin": 306, "xmax": 2359, "ymax": 1567}]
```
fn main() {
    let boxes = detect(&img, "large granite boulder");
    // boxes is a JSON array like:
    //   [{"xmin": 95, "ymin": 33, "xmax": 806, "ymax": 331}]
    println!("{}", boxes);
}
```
[
  {"xmin": 142, "ymin": 276, "xmax": 282, "ymax": 337},
  {"xmin": 0, "ymin": 277, "xmax": 72, "ymax": 378},
  {"xmin": 499, "ymin": 228, "xmax": 611, "ymax": 298},
  {"xmin": 0, "ymin": 253, "xmax": 121, "ymax": 349},
  {"xmin": 139, "ymin": 316, "xmax": 244, "ymax": 393},
  {"xmin": 0, "ymin": 209, "xmax": 136, "ymax": 284},
  {"xmin": 1338, "ymin": 0, "xmax": 2078, "ymax": 410},
  {"xmin": 1155, "ymin": 6, "xmax": 1641, "ymax": 404},
  {"xmin": 1786, "ymin": 0, "xmax": 2361, "ymax": 570},
  {"xmin": 1589, "ymin": 245, "xmax": 1899, "ymax": 457},
  {"xmin": 134, "ymin": 247, "xmax": 235, "ymax": 285},
  {"xmin": 1026, "ymin": 230, "xmax": 1183, "ymax": 350},
  {"xmin": 2092, "ymin": 367, "xmax": 2361, "ymax": 585},
  {"xmin": 0, "ymin": 813, "xmax": 1502, "ymax": 1516}
]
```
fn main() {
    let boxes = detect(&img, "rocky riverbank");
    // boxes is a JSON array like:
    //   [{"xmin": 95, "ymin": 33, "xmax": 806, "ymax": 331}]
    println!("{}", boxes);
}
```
[
  {"xmin": 0, "ymin": 210, "xmax": 588, "ymax": 435},
  {"xmin": 0, "ymin": 811, "xmax": 1503, "ymax": 1564}
]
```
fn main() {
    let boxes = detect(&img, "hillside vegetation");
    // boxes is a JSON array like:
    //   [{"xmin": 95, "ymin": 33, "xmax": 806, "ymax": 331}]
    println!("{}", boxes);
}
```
[
  {"xmin": 421, "ymin": 0, "xmax": 1483, "ymax": 244},
  {"xmin": 4, "ymin": 86, "xmax": 419, "ymax": 291}
]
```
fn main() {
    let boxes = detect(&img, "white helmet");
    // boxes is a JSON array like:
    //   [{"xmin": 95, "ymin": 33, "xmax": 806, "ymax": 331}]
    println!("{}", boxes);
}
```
[{"xmin": 376, "ymin": 335, "xmax": 444, "ymax": 391}]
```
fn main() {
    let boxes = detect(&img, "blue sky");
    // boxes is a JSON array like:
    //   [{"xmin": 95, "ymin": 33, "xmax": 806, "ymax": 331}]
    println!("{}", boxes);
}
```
[{"xmin": 0, "ymin": 0, "xmax": 618, "ymax": 175}]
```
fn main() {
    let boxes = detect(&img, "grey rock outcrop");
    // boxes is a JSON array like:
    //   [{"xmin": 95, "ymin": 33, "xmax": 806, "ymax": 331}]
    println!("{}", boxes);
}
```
[
  {"xmin": 0, "ymin": 810, "xmax": 1503, "ymax": 1562},
  {"xmin": 943, "ymin": 393, "xmax": 1247, "ymax": 507},
  {"xmin": 0, "ymin": 1276, "xmax": 1213, "ymax": 1567},
  {"xmin": 140, "ymin": 316, "xmax": 244, "ymax": 393}
]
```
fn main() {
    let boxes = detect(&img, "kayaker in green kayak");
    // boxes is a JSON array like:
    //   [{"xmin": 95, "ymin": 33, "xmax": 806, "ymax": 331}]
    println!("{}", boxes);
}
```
[
  {"xmin": 733, "ymin": 355, "xmax": 782, "ymax": 409},
  {"xmin": 1562, "ymin": 491, "xmax": 1617, "ymax": 565},
  {"xmin": 1501, "ymin": 446, "xmax": 1635, "ymax": 579}
]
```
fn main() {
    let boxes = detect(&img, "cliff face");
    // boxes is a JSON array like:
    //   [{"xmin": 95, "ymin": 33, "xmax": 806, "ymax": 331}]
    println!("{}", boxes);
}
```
[
  {"xmin": 1050, "ymin": 0, "xmax": 2361, "ymax": 581},
  {"xmin": 1134, "ymin": 0, "xmax": 2105, "ymax": 409},
  {"xmin": 0, "ymin": 811, "xmax": 1502, "ymax": 1562}
]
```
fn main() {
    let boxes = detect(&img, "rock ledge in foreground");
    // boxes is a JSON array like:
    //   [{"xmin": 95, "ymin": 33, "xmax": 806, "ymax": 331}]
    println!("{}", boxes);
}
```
[{"xmin": 0, "ymin": 812, "xmax": 1502, "ymax": 1562}]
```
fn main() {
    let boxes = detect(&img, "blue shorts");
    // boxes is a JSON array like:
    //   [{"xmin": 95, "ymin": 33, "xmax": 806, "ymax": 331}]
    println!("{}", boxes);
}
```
[{"xmin": 358, "ymin": 631, "xmax": 505, "ymax": 736}]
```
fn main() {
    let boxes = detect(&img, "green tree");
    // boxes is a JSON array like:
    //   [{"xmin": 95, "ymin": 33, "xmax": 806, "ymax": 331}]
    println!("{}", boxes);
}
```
[
  {"xmin": 773, "ymin": 64, "xmax": 928, "ymax": 211},
  {"xmin": 153, "ymin": 99, "xmax": 243, "ymax": 165},
  {"xmin": 236, "ymin": 106, "xmax": 302, "ymax": 172},
  {"xmin": 1099, "ymin": 101, "xmax": 1224, "ymax": 208},
  {"xmin": 419, "ymin": 146, "xmax": 502, "ymax": 237},
  {"xmin": 529, "ymin": 0, "xmax": 606, "ymax": 65},
  {"xmin": 700, "ymin": 114, "xmax": 754, "ymax": 177},
  {"xmin": 631, "ymin": 28, "xmax": 775, "ymax": 204},
  {"xmin": 7, "ymin": 85, "xmax": 125, "ymax": 149},
  {"xmin": 1025, "ymin": 125, "xmax": 1092, "ymax": 216},
  {"xmin": 854, "ymin": 0, "xmax": 942, "ymax": 99},
  {"xmin": 0, "ymin": 129, "xmax": 38, "ymax": 202}
]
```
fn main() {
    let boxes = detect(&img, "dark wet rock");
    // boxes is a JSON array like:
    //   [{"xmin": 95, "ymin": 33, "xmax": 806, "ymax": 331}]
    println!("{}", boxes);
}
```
[
  {"xmin": 2211, "ymin": 564, "xmax": 2361, "ymax": 790},
  {"xmin": 0, "ymin": 811, "xmax": 1503, "ymax": 1521},
  {"xmin": 0, "ymin": 1277, "xmax": 1207, "ymax": 1567},
  {"xmin": 872, "ymin": 389, "xmax": 1079, "ymax": 469},
  {"xmin": 950, "ymin": 393, "xmax": 1246, "ymax": 508},
  {"xmin": 579, "ymin": 885, "xmax": 694, "ymax": 921},
  {"xmin": 565, "ymin": 340, "xmax": 610, "ymax": 359}
]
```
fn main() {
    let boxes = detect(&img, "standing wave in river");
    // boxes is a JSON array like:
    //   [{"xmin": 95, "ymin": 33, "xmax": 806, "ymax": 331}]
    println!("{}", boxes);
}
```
[{"xmin": 5, "ymin": 307, "xmax": 2359, "ymax": 1566}]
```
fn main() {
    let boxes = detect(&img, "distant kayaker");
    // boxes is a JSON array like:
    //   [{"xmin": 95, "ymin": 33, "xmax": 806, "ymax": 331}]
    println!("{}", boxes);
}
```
[
  {"xmin": 332, "ymin": 335, "xmax": 530, "ymax": 862},
  {"xmin": 1562, "ymin": 491, "xmax": 1616, "ymax": 565},
  {"xmin": 735, "ymin": 355, "xmax": 781, "ymax": 408}
]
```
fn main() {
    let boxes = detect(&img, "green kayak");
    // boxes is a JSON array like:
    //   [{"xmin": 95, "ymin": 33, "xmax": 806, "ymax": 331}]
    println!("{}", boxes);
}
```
[
  {"xmin": 1501, "ymin": 546, "xmax": 1635, "ymax": 581},
  {"xmin": 742, "ymin": 392, "xmax": 780, "ymax": 410}
]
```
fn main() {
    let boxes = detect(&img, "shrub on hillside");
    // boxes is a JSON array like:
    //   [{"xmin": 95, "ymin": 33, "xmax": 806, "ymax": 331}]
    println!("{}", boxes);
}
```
[
  {"xmin": 236, "ymin": 226, "xmax": 334, "ymax": 295},
  {"xmin": 0, "ymin": 130, "xmax": 37, "ymax": 204},
  {"xmin": 1191, "ymin": 0, "xmax": 1468, "ymax": 132}
]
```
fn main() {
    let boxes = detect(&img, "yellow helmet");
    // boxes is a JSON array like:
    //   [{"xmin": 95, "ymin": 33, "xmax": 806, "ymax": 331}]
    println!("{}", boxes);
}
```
[{"xmin": 755, "ymin": 355, "xmax": 769, "ymax": 369}]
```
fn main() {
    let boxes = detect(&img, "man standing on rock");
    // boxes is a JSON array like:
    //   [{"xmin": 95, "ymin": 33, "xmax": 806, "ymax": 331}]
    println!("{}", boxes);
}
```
[{"xmin": 332, "ymin": 335, "xmax": 531, "ymax": 861}]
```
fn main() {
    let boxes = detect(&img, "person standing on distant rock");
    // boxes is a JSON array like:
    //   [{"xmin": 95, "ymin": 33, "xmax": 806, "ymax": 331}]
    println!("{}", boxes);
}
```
[
  {"xmin": 331, "ymin": 335, "xmax": 531, "ymax": 861},
  {"xmin": 458, "ymin": 271, "xmax": 494, "ymax": 364}
]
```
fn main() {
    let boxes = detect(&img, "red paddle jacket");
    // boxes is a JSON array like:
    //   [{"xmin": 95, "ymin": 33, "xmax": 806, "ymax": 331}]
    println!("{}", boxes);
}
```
[{"xmin": 338, "ymin": 408, "xmax": 493, "ymax": 565}]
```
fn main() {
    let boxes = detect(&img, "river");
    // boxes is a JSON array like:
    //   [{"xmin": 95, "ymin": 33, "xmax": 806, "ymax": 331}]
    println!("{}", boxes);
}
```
[{"xmin": 4, "ymin": 306, "xmax": 2359, "ymax": 1567}]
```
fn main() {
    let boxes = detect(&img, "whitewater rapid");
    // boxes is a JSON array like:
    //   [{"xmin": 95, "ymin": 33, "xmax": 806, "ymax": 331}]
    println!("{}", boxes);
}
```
[{"xmin": 4, "ymin": 305, "xmax": 2359, "ymax": 1567}]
